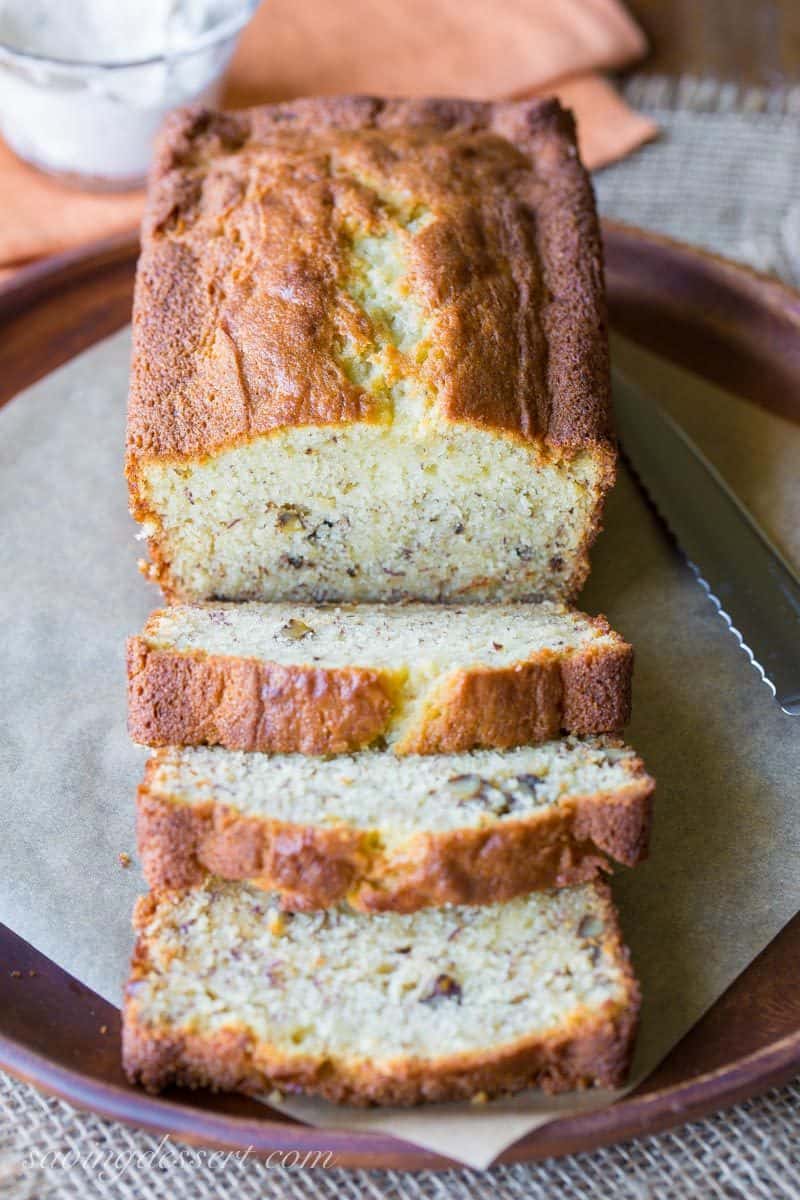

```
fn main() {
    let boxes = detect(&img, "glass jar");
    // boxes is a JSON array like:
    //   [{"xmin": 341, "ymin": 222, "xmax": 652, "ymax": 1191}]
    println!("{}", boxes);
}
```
[{"xmin": 0, "ymin": 1, "xmax": 258, "ymax": 191}]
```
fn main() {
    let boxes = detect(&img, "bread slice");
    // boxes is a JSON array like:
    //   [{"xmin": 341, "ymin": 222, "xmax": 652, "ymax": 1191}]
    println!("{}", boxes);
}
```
[
  {"xmin": 128, "ymin": 601, "xmax": 632, "ymax": 755},
  {"xmin": 123, "ymin": 878, "xmax": 639, "ymax": 1104},
  {"xmin": 126, "ymin": 96, "xmax": 613, "ymax": 606},
  {"xmin": 136, "ymin": 737, "xmax": 653, "ymax": 909}
]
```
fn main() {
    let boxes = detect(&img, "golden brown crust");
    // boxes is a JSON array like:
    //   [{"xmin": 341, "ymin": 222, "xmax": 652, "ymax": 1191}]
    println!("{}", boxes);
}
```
[
  {"xmin": 126, "ymin": 95, "xmax": 611, "ymax": 469},
  {"xmin": 127, "ymin": 637, "xmax": 395, "ymax": 755},
  {"xmin": 559, "ymin": 642, "xmax": 633, "ymax": 737},
  {"xmin": 122, "ymin": 1004, "xmax": 638, "ymax": 1103},
  {"xmin": 398, "ymin": 637, "xmax": 632, "ymax": 754},
  {"xmin": 122, "ymin": 882, "xmax": 640, "ymax": 1103},
  {"xmin": 126, "ymin": 623, "xmax": 633, "ymax": 755},
  {"xmin": 135, "ymin": 767, "xmax": 654, "ymax": 910}
]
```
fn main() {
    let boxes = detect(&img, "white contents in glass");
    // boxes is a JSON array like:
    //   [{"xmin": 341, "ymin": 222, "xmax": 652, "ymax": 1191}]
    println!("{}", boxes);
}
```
[{"xmin": 0, "ymin": 0, "xmax": 253, "ymax": 187}]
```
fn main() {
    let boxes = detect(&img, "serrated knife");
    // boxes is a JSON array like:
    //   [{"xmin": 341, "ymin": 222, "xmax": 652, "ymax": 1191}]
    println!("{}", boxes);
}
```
[{"xmin": 612, "ymin": 369, "xmax": 800, "ymax": 715}]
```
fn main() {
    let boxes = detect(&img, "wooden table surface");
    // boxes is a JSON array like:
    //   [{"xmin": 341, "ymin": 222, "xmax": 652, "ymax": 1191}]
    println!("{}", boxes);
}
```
[{"xmin": 626, "ymin": 0, "xmax": 800, "ymax": 84}]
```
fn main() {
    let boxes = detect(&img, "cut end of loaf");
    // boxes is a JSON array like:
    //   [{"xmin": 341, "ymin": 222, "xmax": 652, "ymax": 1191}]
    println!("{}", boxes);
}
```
[
  {"xmin": 127, "ymin": 98, "xmax": 613, "ymax": 606},
  {"xmin": 132, "ymin": 424, "xmax": 610, "ymax": 605}
]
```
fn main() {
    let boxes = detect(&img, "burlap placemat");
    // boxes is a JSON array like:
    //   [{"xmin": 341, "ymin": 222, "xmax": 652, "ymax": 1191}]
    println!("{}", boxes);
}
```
[
  {"xmin": 2, "ymin": 75, "xmax": 799, "ymax": 1198},
  {"xmin": 595, "ymin": 75, "xmax": 800, "ymax": 284},
  {"xmin": 3, "ymin": 1071, "xmax": 799, "ymax": 1199}
]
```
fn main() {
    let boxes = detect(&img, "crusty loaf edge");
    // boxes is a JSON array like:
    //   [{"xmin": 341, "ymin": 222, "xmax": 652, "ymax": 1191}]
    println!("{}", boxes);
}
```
[
  {"xmin": 126, "ymin": 618, "xmax": 633, "ymax": 755},
  {"xmin": 122, "ymin": 883, "xmax": 640, "ymax": 1104},
  {"xmin": 127, "ymin": 636, "xmax": 397, "ymax": 755},
  {"xmin": 128, "ymin": 94, "xmax": 612, "ymax": 462},
  {"xmin": 402, "ymin": 638, "xmax": 632, "ymax": 754},
  {"xmin": 135, "ymin": 762, "xmax": 654, "ymax": 910}
]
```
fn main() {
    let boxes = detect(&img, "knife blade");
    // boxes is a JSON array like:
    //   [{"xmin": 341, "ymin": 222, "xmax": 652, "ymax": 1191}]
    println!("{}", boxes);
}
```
[{"xmin": 612, "ymin": 369, "xmax": 800, "ymax": 715}]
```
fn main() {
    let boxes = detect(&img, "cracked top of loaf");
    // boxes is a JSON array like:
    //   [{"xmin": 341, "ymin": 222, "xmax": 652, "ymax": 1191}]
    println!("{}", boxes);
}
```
[{"xmin": 127, "ymin": 95, "xmax": 610, "ymax": 464}]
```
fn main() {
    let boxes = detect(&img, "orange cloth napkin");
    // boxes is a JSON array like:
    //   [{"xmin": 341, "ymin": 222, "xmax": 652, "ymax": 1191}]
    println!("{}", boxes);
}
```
[{"xmin": 0, "ymin": 0, "xmax": 655, "ymax": 272}]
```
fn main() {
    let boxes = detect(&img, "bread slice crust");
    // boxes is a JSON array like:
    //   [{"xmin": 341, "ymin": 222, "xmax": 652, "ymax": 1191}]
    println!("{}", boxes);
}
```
[
  {"xmin": 123, "ymin": 1000, "xmax": 638, "ymax": 1105},
  {"xmin": 127, "ymin": 620, "xmax": 632, "ymax": 756},
  {"xmin": 122, "ymin": 882, "xmax": 640, "ymax": 1104},
  {"xmin": 136, "ymin": 754, "xmax": 654, "ymax": 910}
]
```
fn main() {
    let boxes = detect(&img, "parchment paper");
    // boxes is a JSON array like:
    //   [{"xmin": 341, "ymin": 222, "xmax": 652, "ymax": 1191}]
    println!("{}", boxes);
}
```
[{"xmin": 0, "ymin": 329, "xmax": 798, "ymax": 1169}]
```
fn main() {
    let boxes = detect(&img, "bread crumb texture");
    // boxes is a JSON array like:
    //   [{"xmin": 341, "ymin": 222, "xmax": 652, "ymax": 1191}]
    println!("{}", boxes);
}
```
[
  {"xmin": 141, "ymin": 600, "xmax": 616, "ymax": 669},
  {"xmin": 127, "ymin": 98, "xmax": 612, "ymax": 604},
  {"xmin": 145, "ymin": 736, "xmax": 644, "ymax": 837},
  {"xmin": 123, "ymin": 878, "xmax": 638, "ymax": 1101}
]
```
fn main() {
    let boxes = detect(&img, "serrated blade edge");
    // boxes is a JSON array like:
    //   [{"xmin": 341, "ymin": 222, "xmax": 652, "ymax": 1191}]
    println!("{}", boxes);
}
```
[{"xmin": 612, "ymin": 369, "xmax": 800, "ymax": 716}]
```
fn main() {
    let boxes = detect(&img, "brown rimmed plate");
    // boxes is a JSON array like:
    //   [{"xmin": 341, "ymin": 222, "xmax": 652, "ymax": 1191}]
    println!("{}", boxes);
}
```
[{"xmin": 1, "ymin": 221, "xmax": 799, "ymax": 1169}]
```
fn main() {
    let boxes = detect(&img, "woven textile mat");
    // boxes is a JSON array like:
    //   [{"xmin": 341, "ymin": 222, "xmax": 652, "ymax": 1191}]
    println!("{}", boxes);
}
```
[
  {"xmin": 596, "ymin": 74, "xmax": 800, "ymax": 284},
  {"xmin": 2, "ymin": 74, "xmax": 799, "ymax": 1199}
]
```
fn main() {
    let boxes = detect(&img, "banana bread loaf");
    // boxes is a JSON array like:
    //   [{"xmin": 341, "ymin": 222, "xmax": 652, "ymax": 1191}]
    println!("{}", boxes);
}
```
[
  {"xmin": 128, "ymin": 601, "xmax": 632, "ymax": 754},
  {"xmin": 126, "ymin": 96, "xmax": 613, "ymax": 605},
  {"xmin": 123, "ymin": 878, "xmax": 639, "ymax": 1103}
]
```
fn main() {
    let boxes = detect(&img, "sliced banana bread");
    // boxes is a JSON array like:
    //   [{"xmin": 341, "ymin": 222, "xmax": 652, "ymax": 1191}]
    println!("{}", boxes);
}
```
[
  {"xmin": 123, "ymin": 878, "xmax": 639, "ymax": 1104},
  {"xmin": 126, "ymin": 96, "xmax": 613, "ymax": 606},
  {"xmin": 128, "ymin": 602, "xmax": 632, "ymax": 755},
  {"xmin": 137, "ymin": 737, "xmax": 653, "ymax": 909}
]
